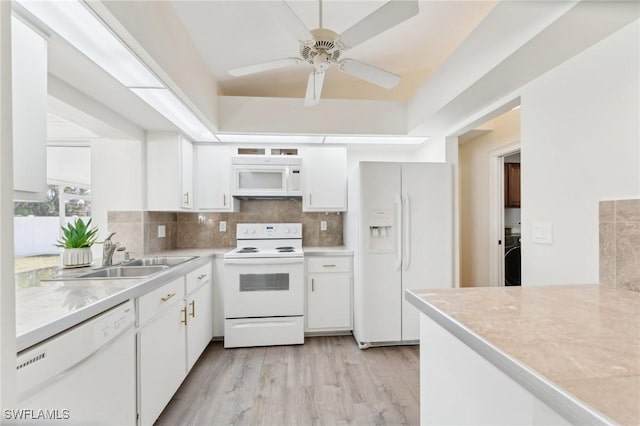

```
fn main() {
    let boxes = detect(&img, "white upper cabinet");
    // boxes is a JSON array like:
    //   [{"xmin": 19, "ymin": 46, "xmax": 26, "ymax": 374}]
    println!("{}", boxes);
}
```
[
  {"xmin": 302, "ymin": 146, "xmax": 347, "ymax": 212},
  {"xmin": 195, "ymin": 144, "xmax": 237, "ymax": 212},
  {"xmin": 147, "ymin": 132, "xmax": 194, "ymax": 211},
  {"xmin": 12, "ymin": 17, "xmax": 48, "ymax": 200}
]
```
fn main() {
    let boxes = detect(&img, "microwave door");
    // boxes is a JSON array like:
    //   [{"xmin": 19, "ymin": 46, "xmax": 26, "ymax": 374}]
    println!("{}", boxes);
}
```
[{"xmin": 233, "ymin": 166, "xmax": 287, "ymax": 196}]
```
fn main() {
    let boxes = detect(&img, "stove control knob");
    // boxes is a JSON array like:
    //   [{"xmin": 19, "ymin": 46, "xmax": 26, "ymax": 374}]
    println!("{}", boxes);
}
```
[
  {"xmin": 284, "ymin": 228, "xmax": 290, "ymax": 234},
  {"xmin": 292, "ymin": 228, "xmax": 298, "ymax": 234},
  {"xmin": 241, "ymin": 229, "xmax": 248, "ymax": 235},
  {"xmin": 250, "ymin": 229, "xmax": 256, "ymax": 234}
]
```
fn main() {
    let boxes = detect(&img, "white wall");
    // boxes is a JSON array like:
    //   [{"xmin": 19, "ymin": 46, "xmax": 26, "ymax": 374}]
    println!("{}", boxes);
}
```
[
  {"xmin": 459, "ymin": 109, "xmax": 521, "ymax": 287},
  {"xmin": 47, "ymin": 145, "xmax": 91, "ymax": 187},
  {"xmin": 521, "ymin": 20, "xmax": 639, "ymax": 286},
  {"xmin": 0, "ymin": 0, "xmax": 16, "ymax": 406},
  {"xmin": 90, "ymin": 139, "xmax": 145, "ymax": 258},
  {"xmin": 14, "ymin": 217, "xmax": 60, "ymax": 257}
]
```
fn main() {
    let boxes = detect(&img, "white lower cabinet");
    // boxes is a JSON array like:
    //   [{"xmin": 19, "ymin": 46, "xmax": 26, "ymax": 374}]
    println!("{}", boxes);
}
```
[
  {"xmin": 212, "ymin": 256, "xmax": 225, "ymax": 337},
  {"xmin": 186, "ymin": 263, "xmax": 213, "ymax": 370},
  {"xmin": 306, "ymin": 256, "xmax": 353, "ymax": 332},
  {"xmin": 137, "ymin": 261, "xmax": 213, "ymax": 425},
  {"xmin": 137, "ymin": 277, "xmax": 187, "ymax": 426}
]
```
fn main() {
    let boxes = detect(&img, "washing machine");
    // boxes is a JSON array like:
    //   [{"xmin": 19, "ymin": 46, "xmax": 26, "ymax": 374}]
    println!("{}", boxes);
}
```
[{"xmin": 504, "ymin": 235, "xmax": 521, "ymax": 286}]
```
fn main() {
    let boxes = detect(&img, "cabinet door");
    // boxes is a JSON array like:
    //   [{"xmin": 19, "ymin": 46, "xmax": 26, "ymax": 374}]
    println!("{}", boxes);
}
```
[
  {"xmin": 505, "ymin": 163, "xmax": 521, "ymax": 208},
  {"xmin": 212, "ymin": 257, "xmax": 225, "ymax": 337},
  {"xmin": 195, "ymin": 145, "xmax": 237, "ymax": 211},
  {"xmin": 138, "ymin": 301, "xmax": 187, "ymax": 426},
  {"xmin": 147, "ymin": 132, "xmax": 193, "ymax": 211},
  {"xmin": 307, "ymin": 273, "xmax": 352, "ymax": 331},
  {"xmin": 186, "ymin": 282, "xmax": 213, "ymax": 370},
  {"xmin": 303, "ymin": 146, "xmax": 347, "ymax": 212},
  {"xmin": 12, "ymin": 17, "xmax": 48, "ymax": 200},
  {"xmin": 180, "ymin": 137, "xmax": 194, "ymax": 209}
]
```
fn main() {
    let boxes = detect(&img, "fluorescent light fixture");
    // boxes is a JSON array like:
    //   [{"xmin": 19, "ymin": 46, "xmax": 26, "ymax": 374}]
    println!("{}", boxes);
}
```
[
  {"xmin": 324, "ymin": 136, "xmax": 427, "ymax": 145},
  {"xmin": 17, "ymin": 0, "xmax": 162, "ymax": 88},
  {"xmin": 216, "ymin": 134, "xmax": 325, "ymax": 144},
  {"xmin": 131, "ymin": 88, "xmax": 216, "ymax": 142}
]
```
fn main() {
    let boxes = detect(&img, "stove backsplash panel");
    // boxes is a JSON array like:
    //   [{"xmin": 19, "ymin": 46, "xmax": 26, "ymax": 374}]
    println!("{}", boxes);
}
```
[{"xmin": 108, "ymin": 200, "xmax": 343, "ymax": 254}]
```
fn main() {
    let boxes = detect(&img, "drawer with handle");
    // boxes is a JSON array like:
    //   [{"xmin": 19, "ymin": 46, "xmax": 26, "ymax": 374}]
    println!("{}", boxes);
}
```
[
  {"xmin": 186, "ymin": 262, "xmax": 212, "ymax": 294},
  {"xmin": 307, "ymin": 257, "xmax": 351, "ymax": 273},
  {"xmin": 137, "ymin": 277, "xmax": 185, "ymax": 325}
]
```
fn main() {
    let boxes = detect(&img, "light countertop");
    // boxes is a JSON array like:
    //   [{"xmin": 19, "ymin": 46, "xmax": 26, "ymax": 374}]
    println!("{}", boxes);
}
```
[
  {"xmin": 406, "ymin": 285, "xmax": 639, "ymax": 425},
  {"xmin": 303, "ymin": 246, "xmax": 353, "ymax": 256},
  {"xmin": 15, "ymin": 251, "xmax": 215, "ymax": 352}
]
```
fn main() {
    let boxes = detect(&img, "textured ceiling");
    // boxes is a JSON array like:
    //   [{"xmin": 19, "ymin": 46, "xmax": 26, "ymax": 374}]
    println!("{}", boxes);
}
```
[{"xmin": 171, "ymin": 1, "xmax": 496, "ymax": 101}]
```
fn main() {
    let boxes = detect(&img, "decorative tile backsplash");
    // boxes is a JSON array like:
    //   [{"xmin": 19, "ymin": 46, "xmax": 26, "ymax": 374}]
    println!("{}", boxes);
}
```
[
  {"xmin": 600, "ymin": 199, "xmax": 640, "ymax": 291},
  {"xmin": 108, "ymin": 199, "xmax": 343, "ymax": 257}
]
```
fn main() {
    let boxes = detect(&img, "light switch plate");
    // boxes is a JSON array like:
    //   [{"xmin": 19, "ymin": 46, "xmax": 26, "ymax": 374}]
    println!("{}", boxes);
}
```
[
  {"xmin": 219, "ymin": 221, "xmax": 227, "ymax": 232},
  {"xmin": 320, "ymin": 221, "xmax": 327, "ymax": 231},
  {"xmin": 532, "ymin": 222, "xmax": 552, "ymax": 244},
  {"xmin": 157, "ymin": 225, "xmax": 166, "ymax": 238}
]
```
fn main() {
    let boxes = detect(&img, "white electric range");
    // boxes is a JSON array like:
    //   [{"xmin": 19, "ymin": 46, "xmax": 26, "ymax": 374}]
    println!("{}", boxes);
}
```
[{"xmin": 223, "ymin": 223, "xmax": 304, "ymax": 348}]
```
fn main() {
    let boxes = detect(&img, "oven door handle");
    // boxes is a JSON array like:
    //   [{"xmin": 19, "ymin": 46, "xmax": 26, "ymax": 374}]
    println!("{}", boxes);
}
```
[{"xmin": 224, "ymin": 257, "xmax": 304, "ymax": 265}]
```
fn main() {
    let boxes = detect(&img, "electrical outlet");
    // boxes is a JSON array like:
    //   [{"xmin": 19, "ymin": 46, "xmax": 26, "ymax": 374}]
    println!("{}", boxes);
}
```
[
  {"xmin": 320, "ymin": 221, "xmax": 327, "ymax": 231},
  {"xmin": 157, "ymin": 225, "xmax": 166, "ymax": 238},
  {"xmin": 219, "ymin": 221, "xmax": 227, "ymax": 232}
]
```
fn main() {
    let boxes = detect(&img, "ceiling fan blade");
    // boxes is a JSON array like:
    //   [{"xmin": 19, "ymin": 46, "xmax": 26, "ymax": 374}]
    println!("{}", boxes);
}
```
[
  {"xmin": 228, "ymin": 57, "xmax": 300, "ymax": 77},
  {"xmin": 304, "ymin": 71, "xmax": 325, "ymax": 106},
  {"xmin": 339, "ymin": 59, "xmax": 400, "ymax": 89},
  {"xmin": 272, "ymin": 1, "xmax": 314, "ymax": 41},
  {"xmin": 339, "ymin": 0, "xmax": 419, "ymax": 50}
]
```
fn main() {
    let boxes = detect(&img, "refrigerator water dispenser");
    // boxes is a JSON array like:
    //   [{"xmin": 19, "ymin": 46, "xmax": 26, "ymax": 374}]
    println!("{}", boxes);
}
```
[{"xmin": 368, "ymin": 209, "xmax": 394, "ymax": 252}]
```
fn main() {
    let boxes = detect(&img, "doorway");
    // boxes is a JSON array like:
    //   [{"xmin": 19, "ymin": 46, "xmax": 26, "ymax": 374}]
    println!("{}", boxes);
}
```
[
  {"xmin": 457, "ymin": 105, "xmax": 521, "ymax": 288},
  {"xmin": 503, "ymin": 152, "xmax": 521, "ymax": 286},
  {"xmin": 488, "ymin": 143, "xmax": 521, "ymax": 287}
]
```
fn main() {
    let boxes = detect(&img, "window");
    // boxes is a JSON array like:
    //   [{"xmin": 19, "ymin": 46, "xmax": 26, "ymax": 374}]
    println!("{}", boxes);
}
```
[{"xmin": 14, "ymin": 184, "xmax": 91, "ymax": 273}]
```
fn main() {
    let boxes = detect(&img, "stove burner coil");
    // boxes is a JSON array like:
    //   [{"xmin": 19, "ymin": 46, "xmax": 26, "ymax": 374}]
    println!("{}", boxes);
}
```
[{"xmin": 237, "ymin": 247, "xmax": 258, "ymax": 253}]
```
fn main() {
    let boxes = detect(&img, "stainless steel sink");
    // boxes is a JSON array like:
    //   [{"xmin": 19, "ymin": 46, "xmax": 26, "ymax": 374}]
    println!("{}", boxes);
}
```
[
  {"xmin": 74, "ymin": 265, "xmax": 168, "ymax": 279},
  {"xmin": 120, "ymin": 256, "xmax": 196, "ymax": 267}
]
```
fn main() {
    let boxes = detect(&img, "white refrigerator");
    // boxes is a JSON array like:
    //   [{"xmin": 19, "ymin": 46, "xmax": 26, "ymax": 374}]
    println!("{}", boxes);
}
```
[{"xmin": 350, "ymin": 162, "xmax": 453, "ymax": 346}]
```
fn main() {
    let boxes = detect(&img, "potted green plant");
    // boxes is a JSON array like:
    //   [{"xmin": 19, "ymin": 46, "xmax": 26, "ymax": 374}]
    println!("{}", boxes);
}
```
[{"xmin": 56, "ymin": 218, "xmax": 98, "ymax": 267}]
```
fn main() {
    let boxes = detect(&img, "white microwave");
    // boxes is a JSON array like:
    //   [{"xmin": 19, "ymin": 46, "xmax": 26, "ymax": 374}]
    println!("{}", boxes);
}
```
[{"xmin": 231, "ymin": 156, "xmax": 302, "ymax": 197}]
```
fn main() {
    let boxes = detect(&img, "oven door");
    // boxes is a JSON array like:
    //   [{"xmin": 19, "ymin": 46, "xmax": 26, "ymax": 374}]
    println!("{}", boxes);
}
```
[{"xmin": 224, "ymin": 257, "xmax": 304, "ymax": 318}]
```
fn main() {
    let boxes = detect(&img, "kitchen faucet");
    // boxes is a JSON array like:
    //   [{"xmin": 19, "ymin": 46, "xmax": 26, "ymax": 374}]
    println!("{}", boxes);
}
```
[{"xmin": 102, "ymin": 232, "xmax": 126, "ymax": 266}]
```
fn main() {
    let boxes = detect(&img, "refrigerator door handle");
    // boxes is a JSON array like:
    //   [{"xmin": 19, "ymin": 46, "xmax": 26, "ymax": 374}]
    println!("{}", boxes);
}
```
[
  {"xmin": 403, "ymin": 193, "xmax": 411, "ymax": 271},
  {"xmin": 395, "ymin": 193, "xmax": 403, "ymax": 271}
]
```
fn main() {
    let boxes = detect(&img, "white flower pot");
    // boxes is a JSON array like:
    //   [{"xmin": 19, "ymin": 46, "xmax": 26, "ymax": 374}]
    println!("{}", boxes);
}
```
[{"xmin": 62, "ymin": 247, "xmax": 93, "ymax": 267}]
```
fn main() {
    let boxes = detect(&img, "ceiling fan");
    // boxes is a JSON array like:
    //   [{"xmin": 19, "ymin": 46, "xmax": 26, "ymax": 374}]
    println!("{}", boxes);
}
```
[{"xmin": 228, "ymin": 0, "xmax": 419, "ymax": 106}]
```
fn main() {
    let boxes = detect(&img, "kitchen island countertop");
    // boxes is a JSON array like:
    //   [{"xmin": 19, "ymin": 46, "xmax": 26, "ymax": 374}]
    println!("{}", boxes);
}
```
[{"xmin": 406, "ymin": 285, "xmax": 640, "ymax": 425}]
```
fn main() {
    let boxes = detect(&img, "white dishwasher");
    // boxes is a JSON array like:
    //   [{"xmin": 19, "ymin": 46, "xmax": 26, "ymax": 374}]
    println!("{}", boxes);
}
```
[{"xmin": 15, "ymin": 301, "xmax": 136, "ymax": 425}]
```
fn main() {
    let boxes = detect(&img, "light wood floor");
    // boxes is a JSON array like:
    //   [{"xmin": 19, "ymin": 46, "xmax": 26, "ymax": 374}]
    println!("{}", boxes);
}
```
[{"xmin": 155, "ymin": 336, "xmax": 420, "ymax": 426}]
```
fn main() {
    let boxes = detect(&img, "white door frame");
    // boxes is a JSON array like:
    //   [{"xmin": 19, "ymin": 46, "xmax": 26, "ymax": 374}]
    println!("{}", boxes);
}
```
[{"xmin": 488, "ymin": 142, "xmax": 520, "ymax": 287}]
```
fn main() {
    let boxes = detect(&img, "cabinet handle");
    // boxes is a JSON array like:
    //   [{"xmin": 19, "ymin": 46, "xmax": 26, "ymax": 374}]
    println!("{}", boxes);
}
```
[
  {"xmin": 189, "ymin": 300, "xmax": 195, "ymax": 318},
  {"xmin": 181, "ymin": 307, "xmax": 188, "ymax": 325},
  {"xmin": 322, "ymin": 264, "xmax": 337, "ymax": 268},
  {"xmin": 223, "ymin": 194, "xmax": 227, "ymax": 206},
  {"xmin": 311, "ymin": 278, "xmax": 315, "ymax": 292},
  {"xmin": 197, "ymin": 273, "xmax": 208, "ymax": 281},
  {"xmin": 309, "ymin": 193, "xmax": 312, "ymax": 206},
  {"xmin": 184, "ymin": 192, "xmax": 190, "ymax": 206},
  {"xmin": 161, "ymin": 293, "xmax": 176, "ymax": 302}
]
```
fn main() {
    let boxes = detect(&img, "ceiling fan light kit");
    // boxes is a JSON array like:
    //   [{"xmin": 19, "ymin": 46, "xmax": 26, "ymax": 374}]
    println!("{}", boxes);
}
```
[{"xmin": 228, "ymin": 0, "xmax": 419, "ymax": 106}]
